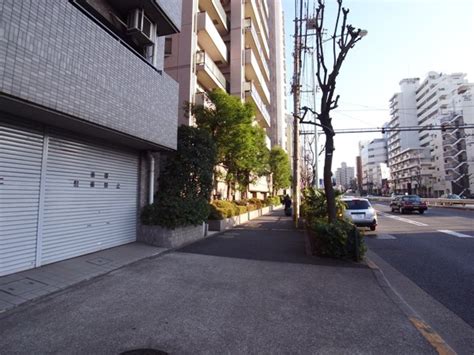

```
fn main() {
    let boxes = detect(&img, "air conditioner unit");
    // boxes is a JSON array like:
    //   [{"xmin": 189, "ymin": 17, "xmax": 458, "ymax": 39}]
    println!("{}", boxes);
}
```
[{"xmin": 127, "ymin": 8, "xmax": 155, "ymax": 46}]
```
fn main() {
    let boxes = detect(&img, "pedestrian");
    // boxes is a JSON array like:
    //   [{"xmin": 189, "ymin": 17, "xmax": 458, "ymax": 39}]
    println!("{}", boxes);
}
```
[{"xmin": 284, "ymin": 194, "xmax": 292, "ymax": 216}]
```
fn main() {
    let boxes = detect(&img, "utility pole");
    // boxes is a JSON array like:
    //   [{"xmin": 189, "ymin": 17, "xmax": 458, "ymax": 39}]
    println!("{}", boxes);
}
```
[{"xmin": 292, "ymin": 1, "xmax": 303, "ymax": 227}]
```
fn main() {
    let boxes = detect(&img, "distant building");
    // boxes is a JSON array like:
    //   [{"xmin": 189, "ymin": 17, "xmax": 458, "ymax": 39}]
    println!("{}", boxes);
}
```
[
  {"xmin": 335, "ymin": 162, "xmax": 355, "ymax": 190},
  {"xmin": 387, "ymin": 72, "xmax": 472, "ymax": 196},
  {"xmin": 359, "ymin": 138, "xmax": 389, "ymax": 194}
]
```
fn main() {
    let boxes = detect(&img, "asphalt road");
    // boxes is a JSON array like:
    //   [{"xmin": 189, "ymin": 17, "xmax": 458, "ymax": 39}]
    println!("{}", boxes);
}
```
[{"xmin": 365, "ymin": 203, "xmax": 474, "ymax": 352}]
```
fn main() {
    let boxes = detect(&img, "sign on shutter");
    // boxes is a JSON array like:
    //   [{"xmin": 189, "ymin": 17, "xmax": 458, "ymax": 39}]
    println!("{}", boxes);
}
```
[{"xmin": 40, "ymin": 133, "xmax": 138, "ymax": 265}]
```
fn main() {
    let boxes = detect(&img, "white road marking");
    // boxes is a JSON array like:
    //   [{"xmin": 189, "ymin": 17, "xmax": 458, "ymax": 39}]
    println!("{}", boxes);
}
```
[
  {"xmin": 375, "ymin": 234, "xmax": 397, "ymax": 240},
  {"xmin": 438, "ymin": 230, "xmax": 474, "ymax": 238},
  {"xmin": 377, "ymin": 211, "xmax": 428, "ymax": 227}
]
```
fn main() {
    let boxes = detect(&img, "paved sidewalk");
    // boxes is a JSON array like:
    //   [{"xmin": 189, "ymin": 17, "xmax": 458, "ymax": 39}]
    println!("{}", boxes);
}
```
[
  {"xmin": 0, "ymin": 210, "xmax": 438, "ymax": 354},
  {"xmin": 0, "ymin": 243, "xmax": 168, "ymax": 313}
]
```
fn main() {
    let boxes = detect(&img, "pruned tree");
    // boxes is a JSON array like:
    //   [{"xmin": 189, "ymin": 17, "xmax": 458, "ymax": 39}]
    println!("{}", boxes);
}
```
[{"xmin": 306, "ymin": 0, "xmax": 366, "ymax": 223}]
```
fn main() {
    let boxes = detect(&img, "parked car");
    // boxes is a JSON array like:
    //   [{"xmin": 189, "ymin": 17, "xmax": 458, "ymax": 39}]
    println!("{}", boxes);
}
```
[
  {"xmin": 439, "ymin": 193, "xmax": 462, "ymax": 200},
  {"xmin": 390, "ymin": 195, "xmax": 427, "ymax": 214},
  {"xmin": 438, "ymin": 193, "xmax": 466, "ymax": 206},
  {"xmin": 342, "ymin": 198, "xmax": 377, "ymax": 231}
]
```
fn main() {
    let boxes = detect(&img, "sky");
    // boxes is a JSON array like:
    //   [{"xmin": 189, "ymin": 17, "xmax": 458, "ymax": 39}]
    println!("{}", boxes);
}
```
[{"xmin": 281, "ymin": 0, "xmax": 474, "ymax": 177}]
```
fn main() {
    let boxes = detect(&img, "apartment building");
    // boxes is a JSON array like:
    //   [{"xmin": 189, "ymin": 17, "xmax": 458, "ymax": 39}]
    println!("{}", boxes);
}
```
[
  {"xmin": 416, "ymin": 72, "xmax": 469, "ymax": 196},
  {"xmin": 0, "ymin": 1, "xmax": 181, "ymax": 276},
  {"xmin": 388, "ymin": 78, "xmax": 433, "ymax": 195},
  {"xmin": 335, "ymin": 162, "xmax": 355, "ymax": 190},
  {"xmin": 164, "ymin": 0, "xmax": 286, "ymax": 198},
  {"xmin": 359, "ymin": 139, "xmax": 389, "ymax": 194},
  {"xmin": 440, "ymin": 83, "xmax": 474, "ymax": 196}
]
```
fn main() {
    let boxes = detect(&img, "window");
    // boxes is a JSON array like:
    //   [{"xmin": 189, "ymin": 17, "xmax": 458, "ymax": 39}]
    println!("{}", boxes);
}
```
[
  {"xmin": 344, "ymin": 200, "xmax": 371, "ymax": 209},
  {"xmin": 165, "ymin": 37, "xmax": 173, "ymax": 56}
]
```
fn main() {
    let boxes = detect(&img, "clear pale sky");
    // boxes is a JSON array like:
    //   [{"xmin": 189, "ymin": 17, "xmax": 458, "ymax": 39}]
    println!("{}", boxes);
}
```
[{"xmin": 281, "ymin": 0, "xmax": 474, "ymax": 176}]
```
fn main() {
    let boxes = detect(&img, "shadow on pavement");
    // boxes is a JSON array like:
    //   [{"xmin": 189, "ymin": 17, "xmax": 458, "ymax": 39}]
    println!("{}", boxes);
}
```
[{"xmin": 178, "ymin": 210, "xmax": 367, "ymax": 268}]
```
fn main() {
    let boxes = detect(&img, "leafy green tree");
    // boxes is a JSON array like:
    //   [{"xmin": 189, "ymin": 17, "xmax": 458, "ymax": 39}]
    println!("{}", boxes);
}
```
[
  {"xmin": 269, "ymin": 146, "xmax": 291, "ymax": 195},
  {"xmin": 191, "ymin": 89, "xmax": 269, "ymax": 198},
  {"xmin": 141, "ymin": 126, "xmax": 216, "ymax": 228}
]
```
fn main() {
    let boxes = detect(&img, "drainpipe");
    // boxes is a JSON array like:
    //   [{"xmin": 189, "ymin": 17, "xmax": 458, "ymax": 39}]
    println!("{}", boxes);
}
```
[{"xmin": 148, "ymin": 152, "xmax": 155, "ymax": 205}]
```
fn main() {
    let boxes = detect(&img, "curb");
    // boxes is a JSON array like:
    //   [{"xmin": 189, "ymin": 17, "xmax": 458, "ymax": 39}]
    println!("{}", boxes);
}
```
[{"xmin": 366, "ymin": 257, "xmax": 457, "ymax": 355}]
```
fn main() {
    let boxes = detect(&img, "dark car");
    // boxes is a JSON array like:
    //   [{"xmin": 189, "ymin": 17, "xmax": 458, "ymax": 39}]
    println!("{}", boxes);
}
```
[{"xmin": 390, "ymin": 195, "xmax": 427, "ymax": 214}]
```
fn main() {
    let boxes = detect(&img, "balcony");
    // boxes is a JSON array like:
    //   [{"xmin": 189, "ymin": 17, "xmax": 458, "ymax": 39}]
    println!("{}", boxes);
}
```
[
  {"xmin": 195, "ymin": 91, "xmax": 215, "ymax": 109},
  {"xmin": 198, "ymin": 0, "xmax": 228, "ymax": 33},
  {"xmin": 244, "ymin": 49, "xmax": 270, "ymax": 104},
  {"xmin": 244, "ymin": 0, "xmax": 270, "ymax": 59},
  {"xmin": 196, "ymin": 12, "xmax": 228, "ymax": 63},
  {"xmin": 244, "ymin": 18, "xmax": 270, "ymax": 80},
  {"xmin": 195, "ymin": 50, "xmax": 227, "ymax": 90},
  {"xmin": 244, "ymin": 81, "xmax": 270, "ymax": 128}
]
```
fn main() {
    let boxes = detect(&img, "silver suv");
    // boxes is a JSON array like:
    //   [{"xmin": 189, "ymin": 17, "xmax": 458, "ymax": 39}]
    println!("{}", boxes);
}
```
[{"xmin": 342, "ymin": 198, "xmax": 377, "ymax": 231}]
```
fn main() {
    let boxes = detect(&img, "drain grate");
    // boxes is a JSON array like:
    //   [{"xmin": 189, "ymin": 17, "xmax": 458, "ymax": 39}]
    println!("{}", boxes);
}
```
[{"xmin": 120, "ymin": 349, "xmax": 168, "ymax": 355}]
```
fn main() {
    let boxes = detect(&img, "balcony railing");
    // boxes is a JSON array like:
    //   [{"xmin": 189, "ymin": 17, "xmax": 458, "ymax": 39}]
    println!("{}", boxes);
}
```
[
  {"xmin": 195, "ymin": 50, "xmax": 226, "ymax": 90},
  {"xmin": 196, "ymin": 12, "xmax": 227, "ymax": 63},
  {"xmin": 198, "ymin": 0, "xmax": 228, "ymax": 33},
  {"xmin": 244, "ymin": 0, "xmax": 270, "ymax": 59},
  {"xmin": 244, "ymin": 48, "xmax": 270, "ymax": 103},
  {"xmin": 244, "ymin": 17, "xmax": 270, "ymax": 80},
  {"xmin": 244, "ymin": 81, "xmax": 270, "ymax": 128}
]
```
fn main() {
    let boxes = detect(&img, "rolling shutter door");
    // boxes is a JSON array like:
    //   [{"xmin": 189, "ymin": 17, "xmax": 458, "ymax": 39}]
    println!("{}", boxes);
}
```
[
  {"xmin": 40, "ymin": 133, "xmax": 139, "ymax": 265},
  {"xmin": 0, "ymin": 122, "xmax": 44, "ymax": 276}
]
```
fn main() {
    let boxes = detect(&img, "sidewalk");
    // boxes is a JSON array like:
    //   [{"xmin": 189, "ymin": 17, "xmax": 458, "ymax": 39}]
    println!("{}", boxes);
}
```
[
  {"xmin": 0, "ymin": 243, "xmax": 168, "ymax": 313},
  {"xmin": 0, "ymin": 210, "xmax": 440, "ymax": 353}
]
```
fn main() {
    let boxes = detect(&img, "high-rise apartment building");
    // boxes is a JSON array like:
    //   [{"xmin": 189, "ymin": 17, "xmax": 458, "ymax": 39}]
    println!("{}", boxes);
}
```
[
  {"xmin": 388, "ymin": 78, "xmax": 433, "ymax": 195},
  {"xmin": 164, "ymin": 0, "xmax": 286, "ymax": 198},
  {"xmin": 387, "ymin": 72, "xmax": 473, "ymax": 196},
  {"xmin": 440, "ymin": 83, "xmax": 474, "ymax": 196},
  {"xmin": 416, "ymin": 72, "xmax": 469, "ymax": 196},
  {"xmin": 335, "ymin": 162, "xmax": 355, "ymax": 190},
  {"xmin": 0, "ymin": 0, "xmax": 181, "ymax": 276}
]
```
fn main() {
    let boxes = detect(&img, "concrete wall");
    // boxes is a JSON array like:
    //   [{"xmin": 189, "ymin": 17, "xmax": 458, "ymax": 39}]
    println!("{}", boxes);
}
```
[{"xmin": 0, "ymin": 0, "xmax": 179, "ymax": 149}]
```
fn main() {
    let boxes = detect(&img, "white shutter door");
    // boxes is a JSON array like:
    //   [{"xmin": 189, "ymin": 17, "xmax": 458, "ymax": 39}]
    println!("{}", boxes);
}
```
[
  {"xmin": 40, "ymin": 133, "xmax": 138, "ymax": 265},
  {"xmin": 0, "ymin": 122, "xmax": 43, "ymax": 276}
]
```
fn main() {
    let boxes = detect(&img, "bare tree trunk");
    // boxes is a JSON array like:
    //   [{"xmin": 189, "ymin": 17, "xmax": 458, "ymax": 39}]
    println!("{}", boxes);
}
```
[{"xmin": 323, "ymin": 132, "xmax": 337, "ymax": 223}]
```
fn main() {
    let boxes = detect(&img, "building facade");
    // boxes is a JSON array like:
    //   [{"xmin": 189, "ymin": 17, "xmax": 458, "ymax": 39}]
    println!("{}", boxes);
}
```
[
  {"xmin": 440, "ymin": 83, "xmax": 474, "ymax": 196},
  {"xmin": 335, "ymin": 162, "xmax": 355, "ymax": 190},
  {"xmin": 164, "ymin": 0, "xmax": 286, "ymax": 198},
  {"xmin": 0, "ymin": 0, "xmax": 181, "ymax": 276},
  {"xmin": 387, "ymin": 72, "xmax": 473, "ymax": 196},
  {"xmin": 359, "ymin": 139, "xmax": 389, "ymax": 194}
]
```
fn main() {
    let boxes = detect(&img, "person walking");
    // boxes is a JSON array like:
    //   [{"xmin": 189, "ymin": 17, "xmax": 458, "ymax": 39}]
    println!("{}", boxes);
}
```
[{"xmin": 284, "ymin": 194, "xmax": 292, "ymax": 216}]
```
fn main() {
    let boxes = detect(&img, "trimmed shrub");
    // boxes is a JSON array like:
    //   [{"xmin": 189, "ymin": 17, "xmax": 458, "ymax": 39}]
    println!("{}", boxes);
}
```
[
  {"xmin": 235, "ymin": 205, "xmax": 248, "ymax": 215},
  {"xmin": 234, "ymin": 199, "xmax": 248, "ymax": 206},
  {"xmin": 141, "ymin": 196, "xmax": 209, "ymax": 229},
  {"xmin": 247, "ymin": 204, "xmax": 257, "ymax": 211},
  {"xmin": 307, "ymin": 218, "xmax": 366, "ymax": 260},
  {"xmin": 265, "ymin": 196, "xmax": 281, "ymax": 206},
  {"xmin": 248, "ymin": 198, "xmax": 263, "ymax": 209}
]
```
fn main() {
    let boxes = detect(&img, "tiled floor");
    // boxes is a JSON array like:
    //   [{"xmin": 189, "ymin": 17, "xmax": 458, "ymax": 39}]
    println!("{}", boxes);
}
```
[{"xmin": 0, "ymin": 243, "xmax": 168, "ymax": 313}]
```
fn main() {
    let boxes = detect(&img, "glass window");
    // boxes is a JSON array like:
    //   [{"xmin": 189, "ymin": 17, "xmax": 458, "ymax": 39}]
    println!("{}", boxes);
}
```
[{"xmin": 344, "ymin": 200, "xmax": 371, "ymax": 209}]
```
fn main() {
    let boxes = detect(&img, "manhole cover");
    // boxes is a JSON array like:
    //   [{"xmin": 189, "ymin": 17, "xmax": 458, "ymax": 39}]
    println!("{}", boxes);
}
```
[{"xmin": 120, "ymin": 349, "xmax": 168, "ymax": 355}]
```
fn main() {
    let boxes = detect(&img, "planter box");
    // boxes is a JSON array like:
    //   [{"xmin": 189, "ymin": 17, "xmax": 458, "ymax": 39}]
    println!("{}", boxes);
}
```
[
  {"xmin": 208, "ymin": 215, "xmax": 239, "ymax": 232},
  {"xmin": 138, "ymin": 223, "xmax": 206, "ymax": 248},
  {"xmin": 261, "ymin": 206, "xmax": 270, "ymax": 215},
  {"xmin": 206, "ymin": 206, "xmax": 277, "ymax": 232},
  {"xmin": 248, "ymin": 209, "xmax": 260, "ymax": 219}
]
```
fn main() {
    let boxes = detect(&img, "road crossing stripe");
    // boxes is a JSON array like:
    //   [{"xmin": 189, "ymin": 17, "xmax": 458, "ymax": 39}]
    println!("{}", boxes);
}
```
[
  {"xmin": 438, "ymin": 230, "xmax": 474, "ymax": 238},
  {"xmin": 377, "ymin": 212, "xmax": 428, "ymax": 227}
]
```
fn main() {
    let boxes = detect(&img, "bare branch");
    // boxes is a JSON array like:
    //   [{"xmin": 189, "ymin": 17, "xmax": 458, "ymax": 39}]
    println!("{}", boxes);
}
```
[{"xmin": 333, "ymin": 0, "xmax": 343, "ymax": 67}]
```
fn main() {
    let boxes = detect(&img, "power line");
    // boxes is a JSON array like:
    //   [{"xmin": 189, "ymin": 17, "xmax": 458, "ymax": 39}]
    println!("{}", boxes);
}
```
[{"xmin": 300, "ymin": 124, "xmax": 474, "ymax": 135}]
